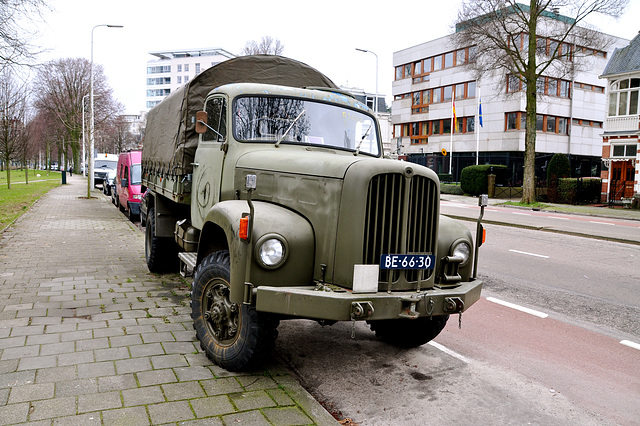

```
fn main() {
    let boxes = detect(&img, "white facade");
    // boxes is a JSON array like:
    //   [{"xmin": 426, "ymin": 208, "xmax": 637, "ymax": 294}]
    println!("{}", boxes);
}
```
[
  {"xmin": 145, "ymin": 48, "xmax": 236, "ymax": 110},
  {"xmin": 392, "ymin": 30, "xmax": 628, "ymax": 179}
]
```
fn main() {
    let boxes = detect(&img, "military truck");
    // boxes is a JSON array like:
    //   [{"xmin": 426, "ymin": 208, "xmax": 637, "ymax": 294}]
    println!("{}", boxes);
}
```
[{"xmin": 142, "ymin": 55, "xmax": 484, "ymax": 371}]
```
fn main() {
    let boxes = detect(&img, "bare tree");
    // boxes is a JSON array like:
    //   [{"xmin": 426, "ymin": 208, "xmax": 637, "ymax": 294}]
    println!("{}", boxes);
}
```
[
  {"xmin": 454, "ymin": 0, "xmax": 628, "ymax": 203},
  {"xmin": 0, "ymin": 70, "xmax": 28, "ymax": 188},
  {"xmin": 0, "ymin": 0, "xmax": 49, "ymax": 71},
  {"xmin": 31, "ymin": 58, "xmax": 122, "ymax": 172},
  {"xmin": 240, "ymin": 36, "xmax": 285, "ymax": 56}
]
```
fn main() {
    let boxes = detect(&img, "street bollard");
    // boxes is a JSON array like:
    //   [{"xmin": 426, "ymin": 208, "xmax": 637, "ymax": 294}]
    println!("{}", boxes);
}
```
[{"xmin": 62, "ymin": 170, "xmax": 67, "ymax": 184}]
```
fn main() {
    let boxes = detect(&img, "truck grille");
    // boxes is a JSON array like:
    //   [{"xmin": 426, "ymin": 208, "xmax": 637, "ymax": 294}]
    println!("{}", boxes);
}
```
[{"xmin": 363, "ymin": 173, "xmax": 438, "ymax": 287}]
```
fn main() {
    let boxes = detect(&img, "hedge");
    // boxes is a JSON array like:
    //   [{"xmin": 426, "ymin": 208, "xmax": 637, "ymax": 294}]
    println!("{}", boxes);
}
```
[
  {"xmin": 558, "ymin": 177, "xmax": 601, "ymax": 204},
  {"xmin": 460, "ymin": 164, "xmax": 508, "ymax": 196}
]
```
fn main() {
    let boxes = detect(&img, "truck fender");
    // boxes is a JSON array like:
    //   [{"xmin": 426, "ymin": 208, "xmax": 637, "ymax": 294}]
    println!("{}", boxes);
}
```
[
  {"xmin": 437, "ymin": 215, "xmax": 474, "ymax": 281},
  {"xmin": 200, "ymin": 200, "xmax": 315, "ymax": 305}
]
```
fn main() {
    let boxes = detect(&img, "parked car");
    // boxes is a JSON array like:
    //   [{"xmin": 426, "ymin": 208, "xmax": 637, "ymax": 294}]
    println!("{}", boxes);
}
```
[
  {"xmin": 114, "ymin": 151, "xmax": 143, "ymax": 221},
  {"xmin": 94, "ymin": 153, "xmax": 118, "ymax": 191}
]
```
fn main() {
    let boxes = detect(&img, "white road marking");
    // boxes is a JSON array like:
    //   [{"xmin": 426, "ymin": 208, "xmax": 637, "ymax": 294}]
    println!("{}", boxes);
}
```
[
  {"xmin": 547, "ymin": 216, "xmax": 569, "ymax": 220},
  {"xmin": 512, "ymin": 212, "xmax": 531, "ymax": 216},
  {"xmin": 589, "ymin": 221, "xmax": 615, "ymax": 226},
  {"xmin": 509, "ymin": 249, "xmax": 549, "ymax": 259},
  {"xmin": 428, "ymin": 341, "xmax": 469, "ymax": 363},
  {"xmin": 620, "ymin": 340, "xmax": 640, "ymax": 351},
  {"xmin": 486, "ymin": 297, "xmax": 549, "ymax": 318}
]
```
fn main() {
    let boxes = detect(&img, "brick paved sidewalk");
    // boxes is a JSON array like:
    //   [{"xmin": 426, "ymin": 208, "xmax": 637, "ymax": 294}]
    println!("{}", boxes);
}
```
[{"xmin": 0, "ymin": 175, "xmax": 336, "ymax": 425}]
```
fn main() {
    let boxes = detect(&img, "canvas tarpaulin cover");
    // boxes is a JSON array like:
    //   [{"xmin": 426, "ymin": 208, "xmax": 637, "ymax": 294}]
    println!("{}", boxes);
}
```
[{"xmin": 142, "ymin": 55, "xmax": 338, "ymax": 176}]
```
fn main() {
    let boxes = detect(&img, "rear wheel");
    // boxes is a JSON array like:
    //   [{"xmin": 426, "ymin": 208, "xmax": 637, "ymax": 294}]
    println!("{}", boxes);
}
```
[
  {"xmin": 191, "ymin": 250, "xmax": 279, "ymax": 371},
  {"xmin": 145, "ymin": 207, "xmax": 177, "ymax": 273},
  {"xmin": 368, "ymin": 315, "xmax": 449, "ymax": 348}
]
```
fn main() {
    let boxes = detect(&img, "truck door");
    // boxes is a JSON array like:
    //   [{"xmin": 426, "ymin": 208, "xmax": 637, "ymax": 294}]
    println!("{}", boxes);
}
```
[{"xmin": 192, "ymin": 96, "xmax": 228, "ymax": 229}]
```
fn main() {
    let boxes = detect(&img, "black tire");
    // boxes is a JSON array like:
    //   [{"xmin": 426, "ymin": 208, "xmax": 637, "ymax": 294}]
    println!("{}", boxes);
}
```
[
  {"xmin": 368, "ymin": 315, "xmax": 449, "ymax": 348},
  {"xmin": 128, "ymin": 203, "xmax": 140, "ymax": 222},
  {"xmin": 191, "ymin": 250, "xmax": 279, "ymax": 371},
  {"xmin": 145, "ymin": 207, "xmax": 177, "ymax": 273}
]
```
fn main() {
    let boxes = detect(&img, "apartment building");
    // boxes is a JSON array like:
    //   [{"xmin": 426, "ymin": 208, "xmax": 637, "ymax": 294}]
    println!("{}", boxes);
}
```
[
  {"xmin": 600, "ymin": 33, "xmax": 640, "ymax": 204},
  {"xmin": 392, "ymin": 24, "xmax": 628, "ymax": 183},
  {"xmin": 145, "ymin": 48, "xmax": 236, "ymax": 110}
]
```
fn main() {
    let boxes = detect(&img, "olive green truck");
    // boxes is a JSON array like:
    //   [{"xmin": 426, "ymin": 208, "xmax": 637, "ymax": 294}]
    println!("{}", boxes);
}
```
[{"xmin": 141, "ymin": 55, "xmax": 485, "ymax": 371}]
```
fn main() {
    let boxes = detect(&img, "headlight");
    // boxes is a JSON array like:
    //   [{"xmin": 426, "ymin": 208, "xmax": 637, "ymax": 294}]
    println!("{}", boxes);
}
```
[
  {"xmin": 257, "ymin": 238, "xmax": 286, "ymax": 268},
  {"xmin": 452, "ymin": 241, "xmax": 471, "ymax": 265}
]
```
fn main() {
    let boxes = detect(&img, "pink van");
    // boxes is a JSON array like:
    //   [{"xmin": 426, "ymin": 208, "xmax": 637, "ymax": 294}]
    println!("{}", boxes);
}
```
[{"xmin": 115, "ymin": 150, "xmax": 143, "ymax": 221}]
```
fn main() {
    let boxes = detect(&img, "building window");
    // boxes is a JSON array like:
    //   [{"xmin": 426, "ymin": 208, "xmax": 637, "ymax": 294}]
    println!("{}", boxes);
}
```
[
  {"xmin": 608, "ymin": 78, "xmax": 640, "ymax": 116},
  {"xmin": 443, "ymin": 86, "xmax": 452, "ymax": 101},
  {"xmin": 467, "ymin": 116, "xmax": 475, "ymax": 132},
  {"xmin": 506, "ymin": 112, "xmax": 518, "ymax": 130},
  {"xmin": 433, "ymin": 55, "xmax": 442, "ymax": 71},
  {"xmin": 184, "ymin": 64, "xmax": 190, "ymax": 72},
  {"xmin": 507, "ymin": 74, "xmax": 520, "ymax": 93},
  {"xmin": 444, "ymin": 51, "xmax": 454, "ymax": 68},
  {"xmin": 177, "ymin": 76, "xmax": 182, "ymax": 84},
  {"xmin": 456, "ymin": 48, "xmax": 466, "ymax": 65},
  {"xmin": 147, "ymin": 65, "xmax": 171, "ymax": 74},
  {"xmin": 177, "ymin": 64, "xmax": 182, "ymax": 72},
  {"xmin": 195, "ymin": 63, "xmax": 201, "ymax": 74},
  {"xmin": 414, "ymin": 61, "xmax": 422, "ymax": 75},
  {"xmin": 612, "ymin": 144, "xmax": 636, "ymax": 157}
]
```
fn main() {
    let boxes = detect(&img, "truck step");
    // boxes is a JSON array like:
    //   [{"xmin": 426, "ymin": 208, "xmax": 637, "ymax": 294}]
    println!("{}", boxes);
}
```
[{"xmin": 178, "ymin": 252, "xmax": 197, "ymax": 277}]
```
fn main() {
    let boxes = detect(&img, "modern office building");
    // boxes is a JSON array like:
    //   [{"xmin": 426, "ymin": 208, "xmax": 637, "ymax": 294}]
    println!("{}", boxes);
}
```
[
  {"xmin": 145, "ymin": 48, "xmax": 236, "ymax": 110},
  {"xmin": 600, "ymin": 33, "xmax": 640, "ymax": 204},
  {"xmin": 392, "ymin": 19, "xmax": 628, "ymax": 183}
]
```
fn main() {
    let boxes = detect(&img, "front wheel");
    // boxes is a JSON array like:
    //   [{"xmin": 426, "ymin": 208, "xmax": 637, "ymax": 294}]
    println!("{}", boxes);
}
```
[
  {"xmin": 191, "ymin": 250, "xmax": 279, "ymax": 371},
  {"xmin": 368, "ymin": 315, "xmax": 449, "ymax": 348}
]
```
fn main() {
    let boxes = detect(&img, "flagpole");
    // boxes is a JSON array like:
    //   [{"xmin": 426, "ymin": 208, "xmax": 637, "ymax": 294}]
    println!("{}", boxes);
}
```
[
  {"xmin": 476, "ymin": 86, "xmax": 480, "ymax": 165},
  {"xmin": 450, "ymin": 88, "xmax": 454, "ymax": 175}
]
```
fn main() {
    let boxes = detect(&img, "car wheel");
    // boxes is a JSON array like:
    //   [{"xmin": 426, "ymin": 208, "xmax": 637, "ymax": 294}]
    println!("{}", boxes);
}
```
[
  {"xmin": 191, "ymin": 250, "xmax": 279, "ymax": 371},
  {"xmin": 368, "ymin": 315, "xmax": 449, "ymax": 348},
  {"xmin": 128, "ymin": 203, "xmax": 140, "ymax": 222},
  {"xmin": 144, "ymin": 207, "xmax": 177, "ymax": 273}
]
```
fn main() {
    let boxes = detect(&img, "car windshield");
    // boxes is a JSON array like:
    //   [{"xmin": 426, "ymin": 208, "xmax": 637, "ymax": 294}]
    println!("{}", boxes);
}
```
[
  {"xmin": 130, "ymin": 164, "xmax": 142, "ymax": 185},
  {"xmin": 95, "ymin": 160, "xmax": 116, "ymax": 169},
  {"xmin": 233, "ymin": 96, "xmax": 380, "ymax": 156}
]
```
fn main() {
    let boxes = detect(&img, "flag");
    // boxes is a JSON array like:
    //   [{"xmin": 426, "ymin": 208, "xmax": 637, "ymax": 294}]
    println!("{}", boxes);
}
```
[
  {"xmin": 452, "ymin": 96, "xmax": 457, "ymax": 133},
  {"xmin": 478, "ymin": 98, "xmax": 483, "ymax": 127}
]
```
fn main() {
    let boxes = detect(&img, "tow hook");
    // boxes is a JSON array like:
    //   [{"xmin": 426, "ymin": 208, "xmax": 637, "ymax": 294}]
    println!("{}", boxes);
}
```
[
  {"xmin": 351, "ymin": 302, "xmax": 374, "ymax": 320},
  {"xmin": 443, "ymin": 297, "xmax": 464, "ymax": 313}
]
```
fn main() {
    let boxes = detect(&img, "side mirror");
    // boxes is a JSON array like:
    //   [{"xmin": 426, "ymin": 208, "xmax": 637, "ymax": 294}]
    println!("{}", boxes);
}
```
[
  {"xmin": 195, "ymin": 111, "xmax": 208, "ymax": 134},
  {"xmin": 121, "ymin": 178, "xmax": 128, "ymax": 188}
]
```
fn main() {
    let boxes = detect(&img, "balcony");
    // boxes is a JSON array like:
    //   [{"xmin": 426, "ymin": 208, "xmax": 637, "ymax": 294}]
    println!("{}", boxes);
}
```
[{"xmin": 604, "ymin": 115, "xmax": 640, "ymax": 133}]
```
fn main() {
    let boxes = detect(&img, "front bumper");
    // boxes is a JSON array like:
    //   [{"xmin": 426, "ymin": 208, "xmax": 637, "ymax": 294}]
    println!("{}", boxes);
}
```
[{"xmin": 255, "ymin": 279, "xmax": 482, "ymax": 321}]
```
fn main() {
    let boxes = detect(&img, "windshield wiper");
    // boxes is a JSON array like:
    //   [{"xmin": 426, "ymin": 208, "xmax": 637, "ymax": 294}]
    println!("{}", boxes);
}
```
[
  {"xmin": 275, "ymin": 110, "xmax": 306, "ymax": 147},
  {"xmin": 354, "ymin": 124, "xmax": 373, "ymax": 156}
]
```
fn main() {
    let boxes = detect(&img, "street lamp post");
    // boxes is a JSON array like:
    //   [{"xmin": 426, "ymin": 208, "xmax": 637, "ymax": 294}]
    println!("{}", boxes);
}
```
[
  {"xmin": 89, "ymin": 24, "xmax": 123, "ymax": 198},
  {"xmin": 355, "ymin": 48, "xmax": 378, "ymax": 116},
  {"xmin": 82, "ymin": 94, "xmax": 89, "ymax": 177}
]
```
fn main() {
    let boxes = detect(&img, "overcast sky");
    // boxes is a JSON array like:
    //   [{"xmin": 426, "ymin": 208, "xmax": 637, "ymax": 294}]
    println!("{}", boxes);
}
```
[{"xmin": 32, "ymin": 0, "xmax": 640, "ymax": 115}]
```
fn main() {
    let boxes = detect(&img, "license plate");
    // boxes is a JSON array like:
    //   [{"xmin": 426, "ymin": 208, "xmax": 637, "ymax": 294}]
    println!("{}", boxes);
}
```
[{"xmin": 380, "ymin": 254, "xmax": 435, "ymax": 270}]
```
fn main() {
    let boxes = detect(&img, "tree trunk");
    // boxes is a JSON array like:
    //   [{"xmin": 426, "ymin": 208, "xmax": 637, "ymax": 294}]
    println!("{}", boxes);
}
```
[{"xmin": 522, "ymin": 0, "xmax": 539, "ymax": 204}]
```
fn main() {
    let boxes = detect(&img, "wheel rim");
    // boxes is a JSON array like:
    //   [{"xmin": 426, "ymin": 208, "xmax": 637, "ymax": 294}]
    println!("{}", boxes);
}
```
[{"xmin": 202, "ymin": 279, "xmax": 239, "ymax": 346}]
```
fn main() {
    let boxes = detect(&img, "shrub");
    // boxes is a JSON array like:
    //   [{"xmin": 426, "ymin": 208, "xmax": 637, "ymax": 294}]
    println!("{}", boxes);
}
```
[
  {"xmin": 460, "ymin": 164, "xmax": 508, "ymax": 196},
  {"xmin": 440, "ymin": 183, "xmax": 464, "ymax": 195},
  {"xmin": 547, "ymin": 153, "xmax": 571, "ymax": 202}
]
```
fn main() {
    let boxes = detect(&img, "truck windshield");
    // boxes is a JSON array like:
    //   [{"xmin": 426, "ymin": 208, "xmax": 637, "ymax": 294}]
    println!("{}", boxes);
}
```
[
  {"xmin": 130, "ymin": 164, "xmax": 142, "ymax": 185},
  {"xmin": 234, "ymin": 96, "xmax": 380, "ymax": 156},
  {"xmin": 95, "ymin": 160, "xmax": 116, "ymax": 169}
]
